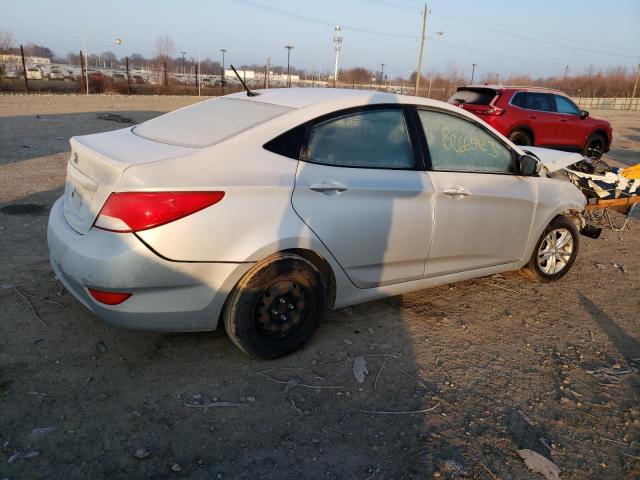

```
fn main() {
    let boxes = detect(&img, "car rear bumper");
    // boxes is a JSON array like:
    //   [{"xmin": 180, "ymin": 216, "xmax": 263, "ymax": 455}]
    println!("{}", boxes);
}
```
[{"xmin": 47, "ymin": 197, "xmax": 252, "ymax": 332}]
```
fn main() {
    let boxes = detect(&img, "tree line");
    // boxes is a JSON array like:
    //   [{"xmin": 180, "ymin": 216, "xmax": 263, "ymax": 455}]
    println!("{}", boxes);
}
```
[{"xmin": 1, "ymin": 31, "xmax": 637, "ymax": 98}]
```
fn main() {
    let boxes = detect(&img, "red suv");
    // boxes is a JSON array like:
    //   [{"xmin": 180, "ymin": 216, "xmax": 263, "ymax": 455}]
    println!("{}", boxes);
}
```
[{"xmin": 447, "ymin": 86, "xmax": 612, "ymax": 158}]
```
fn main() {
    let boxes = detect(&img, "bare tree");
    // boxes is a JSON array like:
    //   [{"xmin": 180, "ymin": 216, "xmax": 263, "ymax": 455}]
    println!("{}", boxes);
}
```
[
  {"xmin": 341, "ymin": 67, "xmax": 374, "ymax": 84},
  {"xmin": 101, "ymin": 51, "xmax": 118, "ymax": 67},
  {"xmin": 0, "ymin": 31, "xmax": 13, "ymax": 53},
  {"xmin": 154, "ymin": 34, "xmax": 175, "ymax": 62}
]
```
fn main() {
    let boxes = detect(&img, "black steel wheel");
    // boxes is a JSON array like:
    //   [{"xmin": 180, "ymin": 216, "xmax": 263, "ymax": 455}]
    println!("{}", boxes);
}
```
[{"xmin": 223, "ymin": 253, "xmax": 326, "ymax": 359}]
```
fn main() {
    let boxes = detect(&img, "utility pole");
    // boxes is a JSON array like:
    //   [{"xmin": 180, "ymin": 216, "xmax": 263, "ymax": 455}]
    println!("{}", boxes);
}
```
[
  {"xmin": 220, "ymin": 49, "xmax": 226, "ymax": 95},
  {"xmin": 266, "ymin": 57, "xmax": 270, "ymax": 89},
  {"xmin": 470, "ymin": 63, "xmax": 477, "ymax": 84},
  {"xmin": 630, "ymin": 63, "xmax": 640, "ymax": 110},
  {"xmin": 285, "ymin": 45, "xmax": 294, "ymax": 87},
  {"xmin": 563, "ymin": 64, "xmax": 569, "ymax": 81},
  {"xmin": 415, "ymin": 4, "xmax": 428, "ymax": 95},
  {"xmin": 495, "ymin": 73, "xmax": 500, "ymax": 84},
  {"xmin": 19, "ymin": 45, "xmax": 29, "ymax": 94},
  {"xmin": 380, "ymin": 63, "xmax": 385, "ymax": 84},
  {"xmin": 82, "ymin": 30, "xmax": 89, "ymax": 95},
  {"xmin": 181, "ymin": 51, "xmax": 186, "ymax": 75},
  {"xmin": 333, "ymin": 25, "xmax": 342, "ymax": 87},
  {"xmin": 125, "ymin": 56, "xmax": 130, "ymax": 95}
]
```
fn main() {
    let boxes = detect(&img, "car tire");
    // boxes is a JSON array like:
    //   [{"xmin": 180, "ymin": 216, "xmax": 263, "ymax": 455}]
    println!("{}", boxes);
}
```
[
  {"xmin": 508, "ymin": 129, "xmax": 533, "ymax": 146},
  {"xmin": 522, "ymin": 216, "xmax": 580, "ymax": 282},
  {"xmin": 223, "ymin": 253, "xmax": 327, "ymax": 359},
  {"xmin": 584, "ymin": 133, "xmax": 606, "ymax": 159}
]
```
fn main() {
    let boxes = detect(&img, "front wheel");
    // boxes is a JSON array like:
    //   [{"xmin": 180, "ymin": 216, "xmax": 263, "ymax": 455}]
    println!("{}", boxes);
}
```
[
  {"xmin": 223, "ymin": 253, "xmax": 327, "ymax": 359},
  {"xmin": 523, "ymin": 216, "xmax": 580, "ymax": 282},
  {"xmin": 584, "ymin": 133, "xmax": 606, "ymax": 159}
]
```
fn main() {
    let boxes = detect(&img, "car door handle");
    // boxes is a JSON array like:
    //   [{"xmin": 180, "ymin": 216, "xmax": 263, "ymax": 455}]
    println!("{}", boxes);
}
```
[
  {"xmin": 309, "ymin": 181, "xmax": 348, "ymax": 193},
  {"xmin": 443, "ymin": 186, "xmax": 470, "ymax": 197},
  {"xmin": 528, "ymin": 115, "xmax": 537, "ymax": 119}
]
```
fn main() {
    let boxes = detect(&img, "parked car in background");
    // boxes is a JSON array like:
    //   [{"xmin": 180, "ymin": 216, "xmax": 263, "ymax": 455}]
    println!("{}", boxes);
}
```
[
  {"xmin": 48, "ymin": 88, "xmax": 588, "ymax": 359},
  {"xmin": 3, "ymin": 67, "xmax": 21, "ymax": 79},
  {"xmin": 48, "ymin": 68, "xmax": 65, "ymax": 80},
  {"xmin": 448, "ymin": 86, "xmax": 612, "ymax": 159},
  {"xmin": 132, "ymin": 75, "xmax": 145, "ymax": 85},
  {"xmin": 88, "ymin": 70, "xmax": 105, "ymax": 82},
  {"xmin": 26, "ymin": 66, "xmax": 43, "ymax": 80},
  {"xmin": 112, "ymin": 72, "xmax": 126, "ymax": 81}
]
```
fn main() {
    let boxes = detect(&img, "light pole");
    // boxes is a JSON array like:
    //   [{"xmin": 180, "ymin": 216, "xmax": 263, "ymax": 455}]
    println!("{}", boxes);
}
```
[
  {"xmin": 471, "ymin": 63, "xmax": 477, "ymax": 84},
  {"xmin": 380, "ymin": 63, "xmax": 385, "ymax": 84},
  {"xmin": 220, "ymin": 49, "xmax": 226, "ymax": 94},
  {"xmin": 181, "ymin": 51, "xmax": 186, "ymax": 75},
  {"xmin": 285, "ymin": 45, "xmax": 294, "ymax": 87}
]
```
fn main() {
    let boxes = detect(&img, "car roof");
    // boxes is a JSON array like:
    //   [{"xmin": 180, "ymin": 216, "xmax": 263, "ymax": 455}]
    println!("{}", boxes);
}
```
[
  {"xmin": 462, "ymin": 84, "xmax": 565, "ymax": 95},
  {"xmin": 225, "ymin": 87, "xmax": 465, "ymax": 113}
]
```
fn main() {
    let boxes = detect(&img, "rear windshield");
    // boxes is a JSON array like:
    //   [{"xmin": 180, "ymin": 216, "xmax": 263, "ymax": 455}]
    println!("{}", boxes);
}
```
[
  {"xmin": 447, "ymin": 88, "xmax": 497, "ymax": 105},
  {"xmin": 133, "ymin": 98, "xmax": 293, "ymax": 148}
]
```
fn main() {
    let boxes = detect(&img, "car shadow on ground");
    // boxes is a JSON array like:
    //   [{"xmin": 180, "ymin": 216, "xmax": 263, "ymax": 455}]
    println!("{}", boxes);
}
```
[{"xmin": 0, "ymin": 185, "xmax": 449, "ymax": 479}]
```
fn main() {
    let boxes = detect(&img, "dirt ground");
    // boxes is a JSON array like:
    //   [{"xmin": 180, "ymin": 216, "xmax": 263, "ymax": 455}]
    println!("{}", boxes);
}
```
[{"xmin": 0, "ymin": 94, "xmax": 638, "ymax": 480}]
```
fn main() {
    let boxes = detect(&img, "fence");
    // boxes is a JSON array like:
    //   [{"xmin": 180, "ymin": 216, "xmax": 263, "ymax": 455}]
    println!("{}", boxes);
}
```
[{"xmin": 574, "ymin": 97, "xmax": 640, "ymax": 111}]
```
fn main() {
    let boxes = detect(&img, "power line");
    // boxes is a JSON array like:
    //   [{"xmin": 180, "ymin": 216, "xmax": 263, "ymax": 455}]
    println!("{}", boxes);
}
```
[
  {"xmin": 231, "ymin": 0, "xmax": 417, "ymax": 38},
  {"xmin": 363, "ymin": 0, "xmax": 640, "ymax": 58},
  {"xmin": 430, "ymin": 10, "xmax": 639, "ymax": 60}
]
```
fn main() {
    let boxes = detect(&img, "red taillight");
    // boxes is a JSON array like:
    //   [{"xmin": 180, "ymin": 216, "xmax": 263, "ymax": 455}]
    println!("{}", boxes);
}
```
[
  {"xmin": 482, "ymin": 107, "xmax": 505, "ymax": 116},
  {"xmin": 94, "ymin": 191, "xmax": 225, "ymax": 233},
  {"xmin": 88, "ymin": 288, "xmax": 132, "ymax": 305}
]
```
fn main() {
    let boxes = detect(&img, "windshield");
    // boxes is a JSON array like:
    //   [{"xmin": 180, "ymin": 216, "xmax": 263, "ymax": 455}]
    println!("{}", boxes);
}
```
[{"xmin": 133, "ymin": 98, "xmax": 293, "ymax": 148}]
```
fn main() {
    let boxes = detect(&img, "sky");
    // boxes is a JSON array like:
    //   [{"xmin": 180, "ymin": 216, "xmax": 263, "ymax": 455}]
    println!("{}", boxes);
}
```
[{"xmin": 2, "ymin": 0, "xmax": 639, "ymax": 79}]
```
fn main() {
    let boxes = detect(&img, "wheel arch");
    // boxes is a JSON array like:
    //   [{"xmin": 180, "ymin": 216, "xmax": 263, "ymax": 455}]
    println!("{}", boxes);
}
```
[
  {"xmin": 519, "ymin": 204, "xmax": 585, "ymax": 269},
  {"xmin": 587, "ymin": 129, "xmax": 611, "ymax": 151},
  {"xmin": 509, "ymin": 125, "xmax": 535, "ymax": 144},
  {"xmin": 283, "ymin": 248, "xmax": 337, "ymax": 309}
]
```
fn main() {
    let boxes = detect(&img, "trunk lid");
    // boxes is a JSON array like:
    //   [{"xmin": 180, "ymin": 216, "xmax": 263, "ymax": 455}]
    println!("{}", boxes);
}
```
[{"xmin": 63, "ymin": 127, "xmax": 195, "ymax": 234}]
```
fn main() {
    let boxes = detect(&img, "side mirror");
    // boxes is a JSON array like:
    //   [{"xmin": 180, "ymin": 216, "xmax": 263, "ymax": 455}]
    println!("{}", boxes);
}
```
[
  {"xmin": 580, "ymin": 110, "xmax": 589, "ymax": 119},
  {"xmin": 518, "ymin": 155, "xmax": 541, "ymax": 176}
]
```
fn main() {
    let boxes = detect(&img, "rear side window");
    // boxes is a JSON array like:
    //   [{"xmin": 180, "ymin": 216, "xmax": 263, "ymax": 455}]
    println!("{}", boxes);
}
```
[
  {"xmin": 305, "ymin": 109, "xmax": 413, "ymax": 169},
  {"xmin": 264, "ymin": 125, "xmax": 306, "ymax": 159},
  {"xmin": 418, "ymin": 110, "xmax": 515, "ymax": 174},
  {"xmin": 555, "ymin": 95, "xmax": 580, "ymax": 115},
  {"xmin": 522, "ymin": 93, "xmax": 554, "ymax": 112},
  {"xmin": 511, "ymin": 92, "xmax": 526, "ymax": 107},
  {"xmin": 447, "ymin": 88, "xmax": 497, "ymax": 105}
]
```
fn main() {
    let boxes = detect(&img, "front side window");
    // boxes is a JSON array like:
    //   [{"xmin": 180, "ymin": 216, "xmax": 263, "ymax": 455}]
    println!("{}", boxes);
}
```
[
  {"xmin": 523, "ymin": 93, "xmax": 554, "ymax": 112},
  {"xmin": 306, "ymin": 109, "xmax": 413, "ymax": 169},
  {"xmin": 555, "ymin": 95, "xmax": 580, "ymax": 115},
  {"xmin": 418, "ymin": 110, "xmax": 515, "ymax": 174}
]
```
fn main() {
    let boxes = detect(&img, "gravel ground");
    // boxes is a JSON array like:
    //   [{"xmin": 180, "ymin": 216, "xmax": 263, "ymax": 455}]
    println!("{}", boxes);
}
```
[{"xmin": 0, "ymin": 94, "xmax": 639, "ymax": 480}]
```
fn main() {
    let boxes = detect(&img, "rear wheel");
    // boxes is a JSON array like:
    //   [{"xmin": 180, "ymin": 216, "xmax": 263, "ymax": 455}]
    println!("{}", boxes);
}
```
[
  {"xmin": 223, "ymin": 253, "xmax": 326, "ymax": 359},
  {"xmin": 508, "ymin": 129, "xmax": 533, "ymax": 146},
  {"xmin": 523, "ymin": 216, "xmax": 579, "ymax": 282},
  {"xmin": 584, "ymin": 133, "xmax": 606, "ymax": 159}
]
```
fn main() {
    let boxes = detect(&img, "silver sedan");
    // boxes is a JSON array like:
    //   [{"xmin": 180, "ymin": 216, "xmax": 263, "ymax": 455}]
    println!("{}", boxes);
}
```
[{"xmin": 48, "ymin": 88, "xmax": 587, "ymax": 358}]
